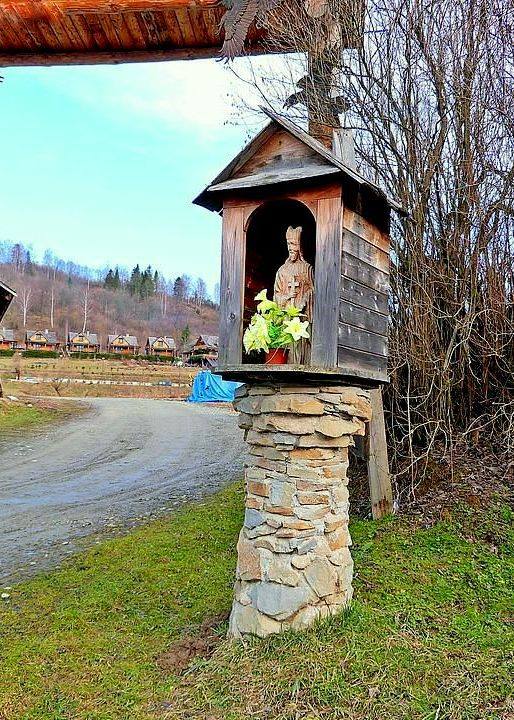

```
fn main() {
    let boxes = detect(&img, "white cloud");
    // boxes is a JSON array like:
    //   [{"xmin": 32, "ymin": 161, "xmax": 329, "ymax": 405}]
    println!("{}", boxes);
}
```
[
  {"xmin": 104, "ymin": 60, "xmax": 235, "ymax": 132},
  {"xmin": 20, "ymin": 54, "xmax": 292, "ymax": 136}
]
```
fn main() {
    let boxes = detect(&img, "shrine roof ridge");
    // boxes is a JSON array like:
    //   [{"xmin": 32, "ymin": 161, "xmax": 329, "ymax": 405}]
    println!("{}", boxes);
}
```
[
  {"xmin": 194, "ymin": 107, "xmax": 407, "ymax": 216},
  {"xmin": 0, "ymin": 280, "xmax": 16, "ymax": 297}
]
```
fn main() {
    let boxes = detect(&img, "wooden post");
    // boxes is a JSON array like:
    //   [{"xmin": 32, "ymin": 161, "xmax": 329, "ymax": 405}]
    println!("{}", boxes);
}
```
[{"xmin": 366, "ymin": 388, "xmax": 393, "ymax": 519}]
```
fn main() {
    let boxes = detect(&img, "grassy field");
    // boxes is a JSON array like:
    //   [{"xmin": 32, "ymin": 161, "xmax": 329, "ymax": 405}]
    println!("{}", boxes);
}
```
[
  {"xmin": 0, "ymin": 355, "xmax": 197, "ymax": 399},
  {"xmin": 0, "ymin": 399, "xmax": 72, "ymax": 432},
  {"xmin": 1, "ymin": 482, "xmax": 512, "ymax": 720}
]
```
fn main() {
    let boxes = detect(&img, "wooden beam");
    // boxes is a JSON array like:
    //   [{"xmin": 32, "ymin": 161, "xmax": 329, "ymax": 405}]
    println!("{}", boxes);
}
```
[
  {"xmin": 0, "ymin": 43, "xmax": 273, "ymax": 66},
  {"xmin": 366, "ymin": 388, "xmax": 393, "ymax": 519},
  {"xmin": 3, "ymin": 0, "xmax": 219, "ymax": 10},
  {"xmin": 0, "ymin": 46, "xmax": 217, "ymax": 66}
]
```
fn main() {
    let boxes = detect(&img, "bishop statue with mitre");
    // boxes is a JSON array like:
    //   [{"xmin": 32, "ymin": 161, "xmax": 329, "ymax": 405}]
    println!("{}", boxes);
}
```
[{"xmin": 273, "ymin": 225, "xmax": 314, "ymax": 364}]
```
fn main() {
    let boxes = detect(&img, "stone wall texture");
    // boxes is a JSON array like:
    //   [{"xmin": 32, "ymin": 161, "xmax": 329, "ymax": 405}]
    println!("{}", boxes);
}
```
[{"xmin": 228, "ymin": 383, "xmax": 372, "ymax": 639}]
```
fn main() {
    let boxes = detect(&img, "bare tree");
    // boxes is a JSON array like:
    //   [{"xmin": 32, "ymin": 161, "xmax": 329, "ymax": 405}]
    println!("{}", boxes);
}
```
[
  {"xmin": 49, "ymin": 285, "xmax": 55, "ymax": 328},
  {"xmin": 193, "ymin": 277, "xmax": 208, "ymax": 311},
  {"xmin": 81, "ymin": 279, "xmax": 90, "ymax": 333},
  {"xmin": 232, "ymin": 0, "xmax": 514, "ymax": 498},
  {"xmin": 16, "ymin": 286, "xmax": 31, "ymax": 327}
]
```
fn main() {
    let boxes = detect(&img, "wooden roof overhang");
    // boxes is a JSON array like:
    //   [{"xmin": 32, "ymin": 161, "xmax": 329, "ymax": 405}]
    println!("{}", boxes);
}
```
[
  {"xmin": 0, "ymin": 0, "xmax": 270, "ymax": 66},
  {"xmin": 0, "ymin": 280, "xmax": 16, "ymax": 323},
  {"xmin": 194, "ymin": 106, "xmax": 407, "ymax": 215}
]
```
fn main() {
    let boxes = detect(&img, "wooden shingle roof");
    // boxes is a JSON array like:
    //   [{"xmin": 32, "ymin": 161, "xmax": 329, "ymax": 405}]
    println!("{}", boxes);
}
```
[
  {"xmin": 194, "ymin": 107, "xmax": 406, "ymax": 215},
  {"xmin": 184, "ymin": 334, "xmax": 218, "ymax": 352},
  {"xmin": 199, "ymin": 334, "xmax": 218, "ymax": 348},
  {"xmin": 147, "ymin": 336, "xmax": 176, "ymax": 349},
  {"xmin": 108, "ymin": 333, "xmax": 139, "ymax": 346},
  {"xmin": 26, "ymin": 329, "xmax": 58, "ymax": 344},
  {"xmin": 69, "ymin": 331, "xmax": 99, "ymax": 344},
  {"xmin": 0, "ymin": 328, "xmax": 15, "ymax": 342}
]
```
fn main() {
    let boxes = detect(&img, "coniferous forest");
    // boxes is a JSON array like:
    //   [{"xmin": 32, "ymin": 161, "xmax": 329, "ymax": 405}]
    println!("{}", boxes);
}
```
[{"xmin": 0, "ymin": 240, "xmax": 219, "ymax": 349}]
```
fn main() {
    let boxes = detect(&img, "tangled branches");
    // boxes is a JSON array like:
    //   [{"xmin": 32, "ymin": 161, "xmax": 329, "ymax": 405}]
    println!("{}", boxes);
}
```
[{"xmin": 234, "ymin": 0, "xmax": 514, "ymax": 500}]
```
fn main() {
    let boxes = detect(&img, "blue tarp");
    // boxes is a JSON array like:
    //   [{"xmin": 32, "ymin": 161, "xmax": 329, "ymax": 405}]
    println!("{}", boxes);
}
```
[{"xmin": 187, "ymin": 370, "xmax": 242, "ymax": 403}]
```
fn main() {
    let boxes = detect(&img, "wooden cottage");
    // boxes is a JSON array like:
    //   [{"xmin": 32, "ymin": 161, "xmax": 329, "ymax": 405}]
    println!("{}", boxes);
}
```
[
  {"xmin": 25, "ymin": 329, "xmax": 60, "ymax": 352},
  {"xmin": 146, "ymin": 336, "xmax": 176, "ymax": 357},
  {"xmin": 183, "ymin": 335, "xmax": 219, "ymax": 367},
  {"xmin": 194, "ymin": 108, "xmax": 405, "ymax": 385},
  {"xmin": 0, "ymin": 328, "xmax": 16, "ymax": 350},
  {"xmin": 67, "ymin": 331, "xmax": 100, "ymax": 354},
  {"xmin": 0, "ymin": 280, "xmax": 16, "ymax": 323},
  {"xmin": 107, "ymin": 334, "xmax": 139, "ymax": 355}
]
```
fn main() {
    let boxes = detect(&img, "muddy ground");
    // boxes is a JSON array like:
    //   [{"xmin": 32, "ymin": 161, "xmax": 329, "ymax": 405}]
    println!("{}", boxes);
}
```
[{"xmin": 0, "ymin": 398, "xmax": 245, "ymax": 582}]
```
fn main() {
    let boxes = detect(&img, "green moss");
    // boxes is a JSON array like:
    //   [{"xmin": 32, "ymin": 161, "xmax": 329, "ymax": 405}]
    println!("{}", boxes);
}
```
[{"xmin": 1, "ymin": 483, "xmax": 512, "ymax": 720}]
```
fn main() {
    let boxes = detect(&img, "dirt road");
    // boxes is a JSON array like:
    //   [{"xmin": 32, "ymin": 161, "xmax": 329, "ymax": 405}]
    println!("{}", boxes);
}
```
[{"xmin": 0, "ymin": 398, "xmax": 245, "ymax": 582}]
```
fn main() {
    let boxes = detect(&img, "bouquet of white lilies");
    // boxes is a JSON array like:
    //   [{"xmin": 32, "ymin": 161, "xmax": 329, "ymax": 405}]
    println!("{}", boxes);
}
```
[{"xmin": 243, "ymin": 289, "xmax": 310, "ymax": 354}]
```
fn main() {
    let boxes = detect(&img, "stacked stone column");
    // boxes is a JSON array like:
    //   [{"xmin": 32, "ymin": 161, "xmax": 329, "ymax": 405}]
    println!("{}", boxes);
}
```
[{"xmin": 228, "ymin": 383, "xmax": 372, "ymax": 639}]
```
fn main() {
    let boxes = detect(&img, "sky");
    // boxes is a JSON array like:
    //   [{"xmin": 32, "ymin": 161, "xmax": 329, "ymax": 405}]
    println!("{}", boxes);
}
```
[{"xmin": 0, "ymin": 59, "xmax": 276, "ymax": 296}]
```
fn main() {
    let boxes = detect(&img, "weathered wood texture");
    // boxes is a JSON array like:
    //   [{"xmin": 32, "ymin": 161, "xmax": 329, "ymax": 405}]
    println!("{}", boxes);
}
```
[
  {"xmin": 218, "ymin": 363, "xmax": 384, "ymax": 384},
  {"xmin": 0, "ymin": 0, "xmax": 265, "ymax": 66},
  {"xmin": 311, "ymin": 193, "xmax": 343, "ymax": 368},
  {"xmin": 339, "ymin": 202, "xmax": 390, "ymax": 382},
  {"xmin": 0, "ymin": 1, "xmax": 367, "ymax": 67},
  {"xmin": 200, "ymin": 113, "xmax": 396, "ymax": 384},
  {"xmin": 210, "ymin": 165, "xmax": 339, "ymax": 194},
  {"xmin": 366, "ymin": 388, "xmax": 393, "ymax": 518},
  {"xmin": 195, "ymin": 110, "xmax": 406, "ymax": 216},
  {"xmin": 234, "ymin": 130, "xmax": 334, "ymax": 180},
  {"xmin": 219, "ymin": 206, "xmax": 245, "ymax": 367}
]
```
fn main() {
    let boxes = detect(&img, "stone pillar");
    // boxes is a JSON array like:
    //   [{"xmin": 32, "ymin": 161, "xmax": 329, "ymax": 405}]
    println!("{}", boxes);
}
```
[{"xmin": 228, "ymin": 383, "xmax": 372, "ymax": 639}]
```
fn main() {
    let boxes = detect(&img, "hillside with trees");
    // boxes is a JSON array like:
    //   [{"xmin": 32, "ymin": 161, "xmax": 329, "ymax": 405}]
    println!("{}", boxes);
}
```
[{"xmin": 0, "ymin": 240, "xmax": 219, "ymax": 350}]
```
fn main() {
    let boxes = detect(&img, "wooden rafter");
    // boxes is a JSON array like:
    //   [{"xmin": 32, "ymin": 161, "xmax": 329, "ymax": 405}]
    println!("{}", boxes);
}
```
[{"xmin": 0, "ymin": 0, "xmax": 270, "ymax": 66}]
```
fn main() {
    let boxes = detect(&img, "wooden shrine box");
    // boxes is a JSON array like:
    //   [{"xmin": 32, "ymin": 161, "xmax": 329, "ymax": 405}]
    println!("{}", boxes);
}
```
[
  {"xmin": 194, "ymin": 108, "xmax": 405, "ymax": 385},
  {"xmin": 0, "ymin": 280, "xmax": 16, "ymax": 323}
]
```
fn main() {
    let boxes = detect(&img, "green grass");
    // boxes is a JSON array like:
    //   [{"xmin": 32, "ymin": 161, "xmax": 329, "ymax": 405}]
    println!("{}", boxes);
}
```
[
  {"xmin": 0, "ymin": 402, "xmax": 59, "ymax": 432},
  {"xmin": 1, "ymin": 483, "xmax": 512, "ymax": 720}
]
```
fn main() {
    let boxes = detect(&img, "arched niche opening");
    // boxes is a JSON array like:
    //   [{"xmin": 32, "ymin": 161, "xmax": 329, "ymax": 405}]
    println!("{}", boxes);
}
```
[{"xmin": 243, "ymin": 198, "xmax": 316, "ymax": 363}]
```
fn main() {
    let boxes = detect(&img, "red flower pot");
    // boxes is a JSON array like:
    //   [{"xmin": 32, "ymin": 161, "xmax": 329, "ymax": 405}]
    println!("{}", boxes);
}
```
[{"xmin": 265, "ymin": 348, "xmax": 289, "ymax": 365}]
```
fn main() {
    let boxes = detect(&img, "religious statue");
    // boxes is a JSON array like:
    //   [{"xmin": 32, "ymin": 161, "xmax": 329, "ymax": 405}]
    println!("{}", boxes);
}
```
[{"xmin": 273, "ymin": 225, "xmax": 314, "ymax": 364}]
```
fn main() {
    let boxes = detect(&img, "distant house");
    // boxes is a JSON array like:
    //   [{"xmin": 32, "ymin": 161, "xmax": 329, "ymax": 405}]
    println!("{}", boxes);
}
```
[
  {"xmin": 0, "ymin": 280, "xmax": 16, "ymax": 323},
  {"xmin": 146, "ymin": 336, "xmax": 176, "ymax": 357},
  {"xmin": 107, "ymin": 334, "xmax": 139, "ymax": 355},
  {"xmin": 183, "ymin": 334, "xmax": 219, "ymax": 367},
  {"xmin": 25, "ymin": 329, "xmax": 60, "ymax": 352},
  {"xmin": 67, "ymin": 331, "xmax": 100, "ymax": 354},
  {"xmin": 0, "ymin": 328, "xmax": 16, "ymax": 350}
]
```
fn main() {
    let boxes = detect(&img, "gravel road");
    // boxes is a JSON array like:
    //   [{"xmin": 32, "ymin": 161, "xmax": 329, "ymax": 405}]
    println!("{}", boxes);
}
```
[{"xmin": 0, "ymin": 398, "xmax": 245, "ymax": 582}]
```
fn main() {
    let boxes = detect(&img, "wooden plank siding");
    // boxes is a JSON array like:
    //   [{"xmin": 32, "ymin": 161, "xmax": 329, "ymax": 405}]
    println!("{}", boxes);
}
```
[
  {"xmin": 339, "ymin": 206, "xmax": 390, "ymax": 382},
  {"xmin": 338, "ymin": 324, "xmax": 387, "ymax": 356},
  {"xmin": 341, "ymin": 253, "xmax": 389, "ymax": 293},
  {"xmin": 218, "ymin": 206, "xmax": 246, "ymax": 367},
  {"xmin": 339, "ymin": 300, "xmax": 388, "ymax": 335},
  {"xmin": 343, "ymin": 230, "xmax": 389, "ymax": 273},
  {"xmin": 340, "ymin": 277, "xmax": 388, "ymax": 314},
  {"xmin": 337, "ymin": 346, "xmax": 388, "ymax": 379},
  {"xmin": 311, "ymin": 193, "xmax": 343, "ymax": 368}
]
